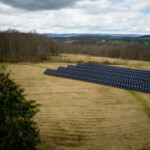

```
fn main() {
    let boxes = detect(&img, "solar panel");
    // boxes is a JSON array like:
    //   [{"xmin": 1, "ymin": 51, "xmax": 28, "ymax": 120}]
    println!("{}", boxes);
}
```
[
  {"xmin": 44, "ymin": 63, "xmax": 150, "ymax": 93},
  {"xmin": 59, "ymin": 66, "xmax": 149, "ymax": 83}
]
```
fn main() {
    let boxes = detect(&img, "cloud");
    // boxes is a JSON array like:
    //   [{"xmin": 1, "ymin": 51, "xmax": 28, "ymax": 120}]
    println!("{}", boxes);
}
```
[
  {"xmin": 0, "ymin": 0, "xmax": 150, "ymax": 34},
  {"xmin": 111, "ymin": 0, "xmax": 150, "ymax": 12},
  {"xmin": 0, "ymin": 0, "xmax": 80, "ymax": 11}
]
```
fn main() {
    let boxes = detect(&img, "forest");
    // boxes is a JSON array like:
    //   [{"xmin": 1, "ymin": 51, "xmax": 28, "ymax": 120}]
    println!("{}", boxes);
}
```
[
  {"xmin": 59, "ymin": 42, "xmax": 150, "ymax": 61},
  {"xmin": 0, "ymin": 29, "xmax": 57, "ymax": 62},
  {"xmin": 0, "ymin": 29, "xmax": 150, "ymax": 62}
]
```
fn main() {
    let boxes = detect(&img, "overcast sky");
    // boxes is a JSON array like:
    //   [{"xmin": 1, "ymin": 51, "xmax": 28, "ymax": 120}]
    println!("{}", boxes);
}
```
[{"xmin": 0, "ymin": 0, "xmax": 150, "ymax": 34}]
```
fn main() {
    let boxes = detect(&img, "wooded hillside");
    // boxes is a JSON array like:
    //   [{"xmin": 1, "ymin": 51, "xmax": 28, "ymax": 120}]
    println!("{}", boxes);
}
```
[{"xmin": 0, "ymin": 29, "xmax": 57, "ymax": 62}]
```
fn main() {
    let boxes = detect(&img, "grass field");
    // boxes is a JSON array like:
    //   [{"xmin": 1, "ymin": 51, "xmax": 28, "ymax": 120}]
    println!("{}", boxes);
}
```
[
  {"xmin": 140, "ymin": 37, "xmax": 150, "ymax": 40},
  {"xmin": 144, "ymin": 41, "xmax": 150, "ymax": 44},
  {"xmin": 111, "ymin": 40, "xmax": 127, "ymax": 44},
  {"xmin": 64, "ymin": 40, "xmax": 74, "ymax": 44},
  {"xmin": 1, "ymin": 54, "xmax": 150, "ymax": 150}
]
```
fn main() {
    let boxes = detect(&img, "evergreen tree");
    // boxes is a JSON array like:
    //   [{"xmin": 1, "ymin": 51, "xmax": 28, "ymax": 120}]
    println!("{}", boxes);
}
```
[{"xmin": 0, "ymin": 67, "xmax": 40, "ymax": 150}]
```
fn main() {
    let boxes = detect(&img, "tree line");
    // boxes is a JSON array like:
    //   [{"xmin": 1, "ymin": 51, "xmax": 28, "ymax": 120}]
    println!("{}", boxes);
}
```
[
  {"xmin": 0, "ymin": 29, "xmax": 150, "ymax": 62},
  {"xmin": 58, "ymin": 42, "xmax": 150, "ymax": 61},
  {"xmin": 0, "ymin": 29, "xmax": 58, "ymax": 62}
]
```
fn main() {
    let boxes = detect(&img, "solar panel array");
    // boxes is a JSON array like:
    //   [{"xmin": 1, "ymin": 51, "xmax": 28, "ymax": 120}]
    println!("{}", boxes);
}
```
[{"xmin": 44, "ymin": 63, "xmax": 150, "ymax": 93}]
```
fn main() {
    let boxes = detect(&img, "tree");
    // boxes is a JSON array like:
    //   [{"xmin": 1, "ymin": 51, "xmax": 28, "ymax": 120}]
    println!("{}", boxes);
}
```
[
  {"xmin": 0, "ymin": 67, "xmax": 41, "ymax": 150},
  {"xmin": 0, "ymin": 30, "xmax": 57, "ymax": 62}
]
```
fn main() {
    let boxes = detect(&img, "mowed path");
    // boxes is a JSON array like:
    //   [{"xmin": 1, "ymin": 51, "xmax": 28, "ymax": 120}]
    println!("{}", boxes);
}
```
[{"xmin": 3, "ymin": 62, "xmax": 150, "ymax": 150}]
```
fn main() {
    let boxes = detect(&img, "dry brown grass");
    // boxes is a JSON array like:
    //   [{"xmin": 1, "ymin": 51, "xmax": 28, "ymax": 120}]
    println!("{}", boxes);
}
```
[
  {"xmin": 50, "ymin": 54, "xmax": 150, "ymax": 70},
  {"xmin": 1, "ymin": 54, "xmax": 150, "ymax": 150}
]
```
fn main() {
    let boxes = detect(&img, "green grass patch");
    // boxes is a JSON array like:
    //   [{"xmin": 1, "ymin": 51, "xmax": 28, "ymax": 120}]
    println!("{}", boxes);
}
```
[
  {"xmin": 129, "ymin": 41, "xmax": 139, "ymax": 44},
  {"xmin": 111, "ymin": 40, "xmax": 127, "ymax": 44},
  {"xmin": 127, "ymin": 90, "xmax": 150, "ymax": 119},
  {"xmin": 64, "ymin": 40, "xmax": 74, "ymax": 44},
  {"xmin": 144, "ymin": 41, "xmax": 150, "ymax": 44}
]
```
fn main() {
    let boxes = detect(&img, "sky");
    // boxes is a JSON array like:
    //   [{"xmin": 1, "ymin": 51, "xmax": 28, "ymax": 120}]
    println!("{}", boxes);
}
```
[{"xmin": 0, "ymin": 0, "xmax": 150, "ymax": 34}]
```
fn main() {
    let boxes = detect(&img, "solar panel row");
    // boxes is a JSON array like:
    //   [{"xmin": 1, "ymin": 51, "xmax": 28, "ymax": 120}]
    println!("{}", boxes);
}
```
[
  {"xmin": 63, "ymin": 66, "xmax": 149, "ymax": 82},
  {"xmin": 44, "ymin": 63, "xmax": 150, "ymax": 93},
  {"xmin": 83, "ymin": 63, "xmax": 150, "ymax": 75},
  {"xmin": 75, "ymin": 64, "xmax": 150, "ymax": 77}
]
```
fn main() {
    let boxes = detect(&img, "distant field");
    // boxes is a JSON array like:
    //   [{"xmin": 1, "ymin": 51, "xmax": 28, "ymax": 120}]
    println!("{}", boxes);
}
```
[
  {"xmin": 1, "ymin": 54, "xmax": 150, "ymax": 150},
  {"xmin": 109, "ymin": 37, "xmax": 122, "ymax": 39},
  {"xmin": 140, "ymin": 37, "xmax": 150, "ymax": 40},
  {"xmin": 64, "ymin": 40, "xmax": 74, "ymax": 44},
  {"xmin": 144, "ymin": 41, "xmax": 150, "ymax": 44},
  {"xmin": 111, "ymin": 40, "xmax": 127, "ymax": 44},
  {"xmin": 50, "ymin": 54, "xmax": 150, "ymax": 70}
]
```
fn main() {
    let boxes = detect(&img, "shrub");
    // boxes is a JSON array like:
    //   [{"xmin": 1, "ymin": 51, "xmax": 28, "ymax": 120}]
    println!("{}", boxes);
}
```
[{"xmin": 0, "ymin": 67, "xmax": 41, "ymax": 150}]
